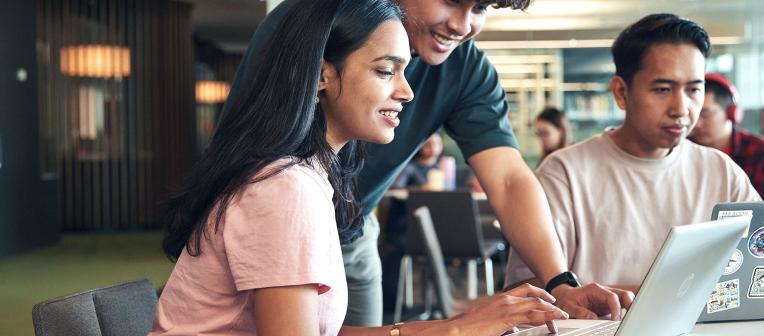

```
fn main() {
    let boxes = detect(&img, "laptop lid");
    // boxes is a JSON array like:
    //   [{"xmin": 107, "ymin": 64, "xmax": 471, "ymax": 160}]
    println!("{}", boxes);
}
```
[
  {"xmin": 515, "ymin": 217, "xmax": 748, "ymax": 336},
  {"xmin": 697, "ymin": 202, "xmax": 764, "ymax": 322}
]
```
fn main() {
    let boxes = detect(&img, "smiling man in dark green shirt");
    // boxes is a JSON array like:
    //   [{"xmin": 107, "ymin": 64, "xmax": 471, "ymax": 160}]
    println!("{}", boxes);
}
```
[{"xmin": 229, "ymin": 0, "xmax": 634, "ymax": 326}]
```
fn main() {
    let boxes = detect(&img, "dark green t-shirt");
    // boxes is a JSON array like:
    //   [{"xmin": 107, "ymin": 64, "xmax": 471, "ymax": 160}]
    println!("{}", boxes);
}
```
[{"xmin": 229, "ymin": 0, "xmax": 518, "ymax": 216}]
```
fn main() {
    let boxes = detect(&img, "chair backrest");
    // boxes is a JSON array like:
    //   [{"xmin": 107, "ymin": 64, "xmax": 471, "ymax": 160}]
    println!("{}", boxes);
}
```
[
  {"xmin": 412, "ymin": 206, "xmax": 457, "ymax": 318},
  {"xmin": 406, "ymin": 191, "xmax": 486, "ymax": 258},
  {"xmin": 475, "ymin": 198, "xmax": 504, "ymax": 240},
  {"xmin": 32, "ymin": 278, "xmax": 157, "ymax": 336}
]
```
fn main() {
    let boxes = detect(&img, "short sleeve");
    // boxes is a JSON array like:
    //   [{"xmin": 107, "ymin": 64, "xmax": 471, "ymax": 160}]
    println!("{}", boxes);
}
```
[
  {"xmin": 221, "ymin": 166, "xmax": 339, "ymax": 293},
  {"xmin": 443, "ymin": 42, "xmax": 518, "ymax": 160}
]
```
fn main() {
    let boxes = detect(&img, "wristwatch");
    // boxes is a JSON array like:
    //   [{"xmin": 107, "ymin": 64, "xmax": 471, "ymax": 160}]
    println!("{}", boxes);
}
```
[{"xmin": 545, "ymin": 271, "xmax": 581, "ymax": 293}]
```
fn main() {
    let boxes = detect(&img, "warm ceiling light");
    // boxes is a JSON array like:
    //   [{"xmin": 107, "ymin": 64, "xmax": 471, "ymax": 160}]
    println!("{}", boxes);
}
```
[
  {"xmin": 60, "ymin": 45, "xmax": 131, "ymax": 78},
  {"xmin": 477, "ymin": 39, "xmax": 613, "ymax": 49},
  {"xmin": 487, "ymin": 55, "xmax": 558, "ymax": 64},
  {"xmin": 477, "ymin": 36, "xmax": 744, "ymax": 50},
  {"xmin": 487, "ymin": 1, "xmax": 614, "ymax": 18},
  {"xmin": 484, "ymin": 17, "xmax": 597, "ymax": 31},
  {"xmin": 196, "ymin": 80, "xmax": 230, "ymax": 104}
]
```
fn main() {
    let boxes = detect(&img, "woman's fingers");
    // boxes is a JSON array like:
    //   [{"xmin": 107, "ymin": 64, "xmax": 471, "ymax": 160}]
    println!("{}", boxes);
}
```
[
  {"xmin": 518, "ymin": 307, "xmax": 568, "ymax": 325},
  {"xmin": 546, "ymin": 320, "xmax": 558, "ymax": 334},
  {"xmin": 499, "ymin": 296, "xmax": 569, "ymax": 322},
  {"xmin": 504, "ymin": 283, "xmax": 556, "ymax": 304},
  {"xmin": 453, "ymin": 294, "xmax": 569, "ymax": 335}
]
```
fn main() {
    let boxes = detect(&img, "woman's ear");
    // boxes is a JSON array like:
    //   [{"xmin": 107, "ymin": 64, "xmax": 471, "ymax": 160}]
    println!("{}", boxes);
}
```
[
  {"xmin": 318, "ymin": 61, "xmax": 337, "ymax": 92},
  {"xmin": 610, "ymin": 76, "xmax": 629, "ymax": 111}
]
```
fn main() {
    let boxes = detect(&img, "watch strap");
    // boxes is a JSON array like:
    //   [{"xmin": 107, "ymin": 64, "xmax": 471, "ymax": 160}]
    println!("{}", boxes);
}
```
[{"xmin": 545, "ymin": 271, "xmax": 581, "ymax": 293}]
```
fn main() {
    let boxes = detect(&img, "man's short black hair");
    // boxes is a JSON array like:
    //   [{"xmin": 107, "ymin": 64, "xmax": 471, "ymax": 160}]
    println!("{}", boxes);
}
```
[
  {"xmin": 612, "ymin": 13, "xmax": 710, "ymax": 85},
  {"xmin": 478, "ymin": 0, "xmax": 533, "ymax": 10},
  {"xmin": 705, "ymin": 80, "xmax": 734, "ymax": 109}
]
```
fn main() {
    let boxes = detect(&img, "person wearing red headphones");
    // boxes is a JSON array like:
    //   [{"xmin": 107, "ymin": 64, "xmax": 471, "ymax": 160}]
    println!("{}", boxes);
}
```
[{"xmin": 690, "ymin": 73, "xmax": 764, "ymax": 197}]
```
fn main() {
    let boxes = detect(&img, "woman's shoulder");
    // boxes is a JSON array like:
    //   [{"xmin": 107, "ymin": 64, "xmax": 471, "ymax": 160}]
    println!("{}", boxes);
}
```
[
  {"xmin": 244, "ymin": 157, "xmax": 333, "ymax": 202},
  {"xmin": 221, "ymin": 157, "xmax": 336, "ymax": 239}
]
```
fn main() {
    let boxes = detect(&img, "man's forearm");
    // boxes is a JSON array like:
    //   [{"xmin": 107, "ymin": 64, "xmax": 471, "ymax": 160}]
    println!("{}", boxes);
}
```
[
  {"xmin": 493, "ymin": 171, "xmax": 567, "ymax": 285},
  {"xmin": 505, "ymin": 277, "xmax": 544, "ymax": 290}
]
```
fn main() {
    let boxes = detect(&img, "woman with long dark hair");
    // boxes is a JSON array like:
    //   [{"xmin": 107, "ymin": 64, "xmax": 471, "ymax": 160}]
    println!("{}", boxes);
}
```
[
  {"xmin": 152, "ymin": 0, "xmax": 566, "ymax": 335},
  {"xmin": 534, "ymin": 107, "xmax": 572, "ymax": 164}
]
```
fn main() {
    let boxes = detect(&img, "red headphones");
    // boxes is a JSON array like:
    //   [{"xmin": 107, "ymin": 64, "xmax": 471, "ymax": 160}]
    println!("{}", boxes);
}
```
[{"xmin": 705, "ymin": 73, "xmax": 743, "ymax": 124}]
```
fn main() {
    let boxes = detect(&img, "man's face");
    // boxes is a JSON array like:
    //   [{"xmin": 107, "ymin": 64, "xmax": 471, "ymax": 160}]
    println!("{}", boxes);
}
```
[
  {"xmin": 613, "ymin": 43, "xmax": 706, "ymax": 158},
  {"xmin": 396, "ymin": 0, "xmax": 489, "ymax": 65},
  {"xmin": 689, "ymin": 92, "xmax": 732, "ymax": 147}
]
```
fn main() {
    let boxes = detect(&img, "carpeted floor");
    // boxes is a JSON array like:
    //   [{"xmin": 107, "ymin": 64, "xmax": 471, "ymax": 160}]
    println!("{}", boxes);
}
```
[{"xmin": 0, "ymin": 231, "xmax": 173, "ymax": 335}]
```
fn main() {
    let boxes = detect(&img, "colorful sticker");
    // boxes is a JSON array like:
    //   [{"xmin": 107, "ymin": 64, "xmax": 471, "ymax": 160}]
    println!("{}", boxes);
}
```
[
  {"xmin": 748, "ymin": 267, "xmax": 764, "ymax": 298},
  {"xmin": 707, "ymin": 279, "xmax": 740, "ymax": 314},
  {"xmin": 723, "ymin": 249, "xmax": 744, "ymax": 276},
  {"xmin": 718, "ymin": 210, "xmax": 754, "ymax": 238},
  {"xmin": 747, "ymin": 226, "xmax": 764, "ymax": 258}
]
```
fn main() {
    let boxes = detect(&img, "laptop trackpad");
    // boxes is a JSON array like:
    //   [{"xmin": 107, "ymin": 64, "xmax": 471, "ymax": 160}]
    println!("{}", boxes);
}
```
[
  {"xmin": 513, "ymin": 327, "xmax": 579, "ymax": 335},
  {"xmin": 514, "ymin": 320, "xmax": 609, "ymax": 335}
]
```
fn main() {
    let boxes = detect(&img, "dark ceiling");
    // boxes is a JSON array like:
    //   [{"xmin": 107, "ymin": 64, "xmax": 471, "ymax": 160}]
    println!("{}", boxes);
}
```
[{"xmin": 183, "ymin": 0, "xmax": 267, "ymax": 54}]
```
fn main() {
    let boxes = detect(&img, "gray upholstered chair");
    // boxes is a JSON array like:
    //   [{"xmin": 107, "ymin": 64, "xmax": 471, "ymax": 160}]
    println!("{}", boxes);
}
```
[
  {"xmin": 394, "ymin": 191, "xmax": 507, "ymax": 321},
  {"xmin": 32, "ymin": 278, "xmax": 158, "ymax": 336},
  {"xmin": 411, "ymin": 206, "xmax": 483, "ymax": 319},
  {"xmin": 412, "ymin": 206, "xmax": 458, "ymax": 318}
]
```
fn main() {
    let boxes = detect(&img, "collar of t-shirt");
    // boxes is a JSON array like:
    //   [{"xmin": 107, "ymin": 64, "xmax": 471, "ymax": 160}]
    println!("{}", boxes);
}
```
[{"xmin": 601, "ymin": 131, "xmax": 683, "ymax": 172}]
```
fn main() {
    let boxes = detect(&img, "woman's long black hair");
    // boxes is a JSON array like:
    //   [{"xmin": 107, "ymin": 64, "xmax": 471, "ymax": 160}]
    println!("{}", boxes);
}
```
[{"xmin": 162, "ymin": 0, "xmax": 404, "ymax": 261}]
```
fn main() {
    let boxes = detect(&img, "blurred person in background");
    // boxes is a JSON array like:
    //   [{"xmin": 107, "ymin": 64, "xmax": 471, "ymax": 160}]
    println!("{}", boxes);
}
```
[
  {"xmin": 392, "ymin": 132, "xmax": 456, "ymax": 191},
  {"xmin": 534, "ymin": 107, "xmax": 572, "ymax": 165},
  {"xmin": 689, "ymin": 73, "xmax": 764, "ymax": 197}
]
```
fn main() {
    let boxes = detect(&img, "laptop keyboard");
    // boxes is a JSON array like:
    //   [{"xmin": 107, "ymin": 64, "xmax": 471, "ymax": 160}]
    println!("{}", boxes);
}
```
[{"xmin": 567, "ymin": 321, "xmax": 619, "ymax": 336}]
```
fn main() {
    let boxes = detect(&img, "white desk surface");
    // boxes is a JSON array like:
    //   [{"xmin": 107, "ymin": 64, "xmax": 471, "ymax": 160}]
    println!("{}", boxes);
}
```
[
  {"xmin": 542, "ymin": 319, "xmax": 764, "ymax": 335},
  {"xmin": 690, "ymin": 320, "xmax": 764, "ymax": 335}
]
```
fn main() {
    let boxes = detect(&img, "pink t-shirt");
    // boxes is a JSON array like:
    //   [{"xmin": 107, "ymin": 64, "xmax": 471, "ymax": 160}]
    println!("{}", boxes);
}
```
[{"xmin": 151, "ymin": 160, "xmax": 347, "ymax": 336}]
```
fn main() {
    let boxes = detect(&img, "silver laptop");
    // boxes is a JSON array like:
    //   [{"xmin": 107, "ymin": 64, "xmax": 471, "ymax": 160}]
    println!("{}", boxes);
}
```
[
  {"xmin": 697, "ymin": 202, "xmax": 764, "ymax": 322},
  {"xmin": 514, "ymin": 217, "xmax": 749, "ymax": 336}
]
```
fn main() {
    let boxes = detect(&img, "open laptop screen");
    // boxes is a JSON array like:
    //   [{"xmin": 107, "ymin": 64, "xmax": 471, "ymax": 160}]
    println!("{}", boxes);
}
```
[{"xmin": 515, "ymin": 217, "xmax": 748, "ymax": 336}]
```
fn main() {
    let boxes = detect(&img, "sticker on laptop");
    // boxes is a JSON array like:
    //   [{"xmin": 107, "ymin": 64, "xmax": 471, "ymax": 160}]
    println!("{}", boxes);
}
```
[
  {"xmin": 722, "ymin": 249, "xmax": 744, "ymax": 276},
  {"xmin": 747, "ymin": 226, "xmax": 764, "ymax": 258},
  {"xmin": 748, "ymin": 267, "xmax": 764, "ymax": 298},
  {"xmin": 707, "ymin": 278, "xmax": 740, "ymax": 314},
  {"xmin": 718, "ymin": 210, "xmax": 753, "ymax": 238}
]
